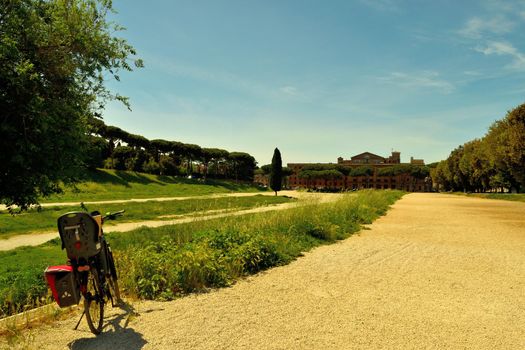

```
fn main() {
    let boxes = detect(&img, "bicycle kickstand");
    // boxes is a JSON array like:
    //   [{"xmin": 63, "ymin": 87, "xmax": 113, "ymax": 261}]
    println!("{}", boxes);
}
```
[{"xmin": 74, "ymin": 310, "xmax": 85, "ymax": 330}]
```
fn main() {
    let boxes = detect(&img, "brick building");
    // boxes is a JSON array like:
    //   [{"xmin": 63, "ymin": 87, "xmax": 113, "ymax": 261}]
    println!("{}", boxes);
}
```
[{"xmin": 284, "ymin": 151, "xmax": 431, "ymax": 192}]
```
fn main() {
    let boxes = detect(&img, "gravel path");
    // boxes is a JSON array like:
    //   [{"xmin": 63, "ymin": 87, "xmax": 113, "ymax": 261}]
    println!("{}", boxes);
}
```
[
  {"xmin": 0, "ymin": 191, "xmax": 340, "ymax": 251},
  {"xmin": 3, "ymin": 193, "xmax": 525, "ymax": 349},
  {"xmin": 0, "ymin": 190, "xmax": 309, "ymax": 210}
]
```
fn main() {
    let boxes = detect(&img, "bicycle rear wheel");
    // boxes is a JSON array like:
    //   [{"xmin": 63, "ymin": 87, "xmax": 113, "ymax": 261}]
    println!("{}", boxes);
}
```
[{"xmin": 84, "ymin": 272, "xmax": 104, "ymax": 335}]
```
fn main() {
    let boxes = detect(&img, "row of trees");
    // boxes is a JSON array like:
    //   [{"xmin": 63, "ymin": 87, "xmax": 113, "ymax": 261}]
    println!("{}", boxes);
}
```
[
  {"xmin": 0, "ymin": 0, "xmax": 257, "ymax": 211},
  {"xmin": 87, "ymin": 119, "xmax": 257, "ymax": 181},
  {"xmin": 295, "ymin": 164, "xmax": 430, "ymax": 181},
  {"xmin": 432, "ymin": 103, "xmax": 525, "ymax": 193}
]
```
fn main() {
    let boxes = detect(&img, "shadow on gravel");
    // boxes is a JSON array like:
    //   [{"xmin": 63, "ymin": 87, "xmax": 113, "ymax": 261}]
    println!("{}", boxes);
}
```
[{"xmin": 68, "ymin": 302, "xmax": 147, "ymax": 350}]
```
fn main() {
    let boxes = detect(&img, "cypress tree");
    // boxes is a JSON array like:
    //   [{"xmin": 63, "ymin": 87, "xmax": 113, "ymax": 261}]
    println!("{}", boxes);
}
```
[{"xmin": 270, "ymin": 148, "xmax": 283, "ymax": 195}]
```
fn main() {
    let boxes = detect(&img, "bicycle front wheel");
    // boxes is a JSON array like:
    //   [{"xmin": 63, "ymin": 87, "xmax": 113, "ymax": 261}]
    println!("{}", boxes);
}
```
[
  {"xmin": 84, "ymin": 273, "xmax": 104, "ymax": 335},
  {"xmin": 107, "ymin": 246, "xmax": 121, "ymax": 304},
  {"xmin": 108, "ymin": 275, "xmax": 121, "ymax": 305}
]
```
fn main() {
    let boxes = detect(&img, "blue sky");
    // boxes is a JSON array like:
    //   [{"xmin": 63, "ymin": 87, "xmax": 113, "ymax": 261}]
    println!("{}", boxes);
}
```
[{"xmin": 104, "ymin": 0, "xmax": 525, "ymax": 166}]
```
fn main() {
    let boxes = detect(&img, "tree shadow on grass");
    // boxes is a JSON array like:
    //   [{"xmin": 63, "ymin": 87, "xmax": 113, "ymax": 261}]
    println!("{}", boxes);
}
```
[
  {"xmin": 68, "ymin": 301, "xmax": 153, "ymax": 350},
  {"xmin": 81, "ymin": 169, "xmax": 130, "ymax": 187},
  {"xmin": 81, "ymin": 169, "xmax": 267, "ymax": 191},
  {"xmin": 81, "ymin": 169, "xmax": 167, "ymax": 187},
  {"xmin": 114, "ymin": 171, "xmax": 165, "ymax": 186},
  {"xmin": 203, "ymin": 179, "xmax": 267, "ymax": 192}
]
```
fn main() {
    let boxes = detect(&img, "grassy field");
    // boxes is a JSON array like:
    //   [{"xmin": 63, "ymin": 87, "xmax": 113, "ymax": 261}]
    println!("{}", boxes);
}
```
[
  {"xmin": 0, "ymin": 240, "xmax": 62, "ymax": 318},
  {"xmin": 0, "ymin": 195, "xmax": 293, "ymax": 239},
  {"xmin": 469, "ymin": 193, "xmax": 525, "ymax": 202},
  {"xmin": 39, "ymin": 169, "xmax": 266, "ymax": 203},
  {"xmin": 452, "ymin": 192, "xmax": 525, "ymax": 203},
  {"xmin": 0, "ymin": 190, "xmax": 403, "ymax": 318}
]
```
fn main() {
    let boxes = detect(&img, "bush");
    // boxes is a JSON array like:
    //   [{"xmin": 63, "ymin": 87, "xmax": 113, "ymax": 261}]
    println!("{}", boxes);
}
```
[
  {"xmin": 350, "ymin": 166, "xmax": 373, "ymax": 176},
  {"xmin": 103, "ymin": 157, "xmax": 115, "ymax": 169},
  {"xmin": 142, "ymin": 157, "xmax": 161, "ymax": 174},
  {"xmin": 85, "ymin": 136, "xmax": 110, "ymax": 170},
  {"xmin": 112, "ymin": 146, "xmax": 136, "ymax": 170},
  {"xmin": 159, "ymin": 155, "xmax": 179, "ymax": 176}
]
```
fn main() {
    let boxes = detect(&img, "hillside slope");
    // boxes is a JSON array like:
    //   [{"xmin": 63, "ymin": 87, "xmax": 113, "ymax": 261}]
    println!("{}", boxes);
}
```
[{"xmin": 40, "ymin": 169, "xmax": 265, "ymax": 203}]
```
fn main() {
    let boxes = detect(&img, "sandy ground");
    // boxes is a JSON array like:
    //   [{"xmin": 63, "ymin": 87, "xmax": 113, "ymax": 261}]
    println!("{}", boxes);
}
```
[
  {"xmin": 0, "ymin": 191, "xmax": 340, "ymax": 251},
  {"xmin": 3, "ymin": 193, "xmax": 524, "ymax": 349}
]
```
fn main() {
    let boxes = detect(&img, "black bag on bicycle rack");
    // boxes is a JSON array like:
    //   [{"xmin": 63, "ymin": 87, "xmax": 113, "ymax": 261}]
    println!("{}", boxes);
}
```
[{"xmin": 57, "ymin": 212, "xmax": 102, "ymax": 261}]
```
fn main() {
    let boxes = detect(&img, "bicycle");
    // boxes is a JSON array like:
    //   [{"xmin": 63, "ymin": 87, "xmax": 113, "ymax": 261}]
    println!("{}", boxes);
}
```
[{"xmin": 45, "ymin": 209, "xmax": 124, "ymax": 335}]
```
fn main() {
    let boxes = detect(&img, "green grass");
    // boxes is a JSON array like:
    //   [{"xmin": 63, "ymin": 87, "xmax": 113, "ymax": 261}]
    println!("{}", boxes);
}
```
[
  {"xmin": 0, "ymin": 195, "xmax": 293, "ymax": 239},
  {"xmin": 469, "ymin": 193, "xmax": 525, "ymax": 203},
  {"xmin": 0, "ymin": 240, "xmax": 62, "ymax": 318},
  {"xmin": 39, "ymin": 169, "xmax": 267, "ymax": 203},
  {"xmin": 0, "ymin": 190, "xmax": 403, "ymax": 318},
  {"xmin": 451, "ymin": 192, "xmax": 525, "ymax": 203}
]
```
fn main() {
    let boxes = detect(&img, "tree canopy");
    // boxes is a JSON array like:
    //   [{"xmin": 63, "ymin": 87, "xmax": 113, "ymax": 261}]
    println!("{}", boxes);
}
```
[
  {"xmin": 298, "ymin": 169, "xmax": 344, "ymax": 180},
  {"xmin": 432, "ymin": 103, "xmax": 525, "ymax": 192},
  {"xmin": 0, "ymin": 0, "xmax": 143, "ymax": 209},
  {"xmin": 270, "ymin": 148, "xmax": 282, "ymax": 195},
  {"xmin": 85, "ymin": 119, "xmax": 257, "ymax": 180},
  {"xmin": 377, "ymin": 164, "xmax": 430, "ymax": 179}
]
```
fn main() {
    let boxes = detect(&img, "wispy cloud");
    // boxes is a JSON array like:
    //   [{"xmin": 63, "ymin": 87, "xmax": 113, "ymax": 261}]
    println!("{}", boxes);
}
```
[
  {"xmin": 151, "ymin": 56, "xmax": 306, "ymax": 103},
  {"xmin": 463, "ymin": 70, "xmax": 483, "ymax": 76},
  {"xmin": 155, "ymin": 59, "xmax": 267, "ymax": 96},
  {"xmin": 457, "ymin": 1, "xmax": 525, "ymax": 73},
  {"xmin": 377, "ymin": 71, "xmax": 455, "ymax": 94},
  {"xmin": 475, "ymin": 41, "xmax": 525, "ymax": 70},
  {"xmin": 458, "ymin": 16, "xmax": 515, "ymax": 39}
]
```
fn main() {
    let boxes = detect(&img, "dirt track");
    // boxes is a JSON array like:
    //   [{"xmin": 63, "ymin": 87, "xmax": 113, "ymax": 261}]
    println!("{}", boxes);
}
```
[
  {"xmin": 0, "ymin": 191, "xmax": 340, "ymax": 251},
  {"xmin": 3, "ymin": 193, "xmax": 525, "ymax": 349}
]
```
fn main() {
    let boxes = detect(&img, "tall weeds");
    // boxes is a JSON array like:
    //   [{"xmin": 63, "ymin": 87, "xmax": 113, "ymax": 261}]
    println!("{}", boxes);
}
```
[{"xmin": 114, "ymin": 190, "xmax": 403, "ymax": 300}]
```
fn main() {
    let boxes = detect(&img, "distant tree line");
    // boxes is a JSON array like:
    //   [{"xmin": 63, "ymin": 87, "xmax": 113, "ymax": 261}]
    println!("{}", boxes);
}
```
[
  {"xmin": 87, "ymin": 118, "xmax": 257, "ymax": 181},
  {"xmin": 432, "ymin": 103, "xmax": 525, "ymax": 193},
  {"xmin": 293, "ymin": 164, "xmax": 430, "ymax": 181}
]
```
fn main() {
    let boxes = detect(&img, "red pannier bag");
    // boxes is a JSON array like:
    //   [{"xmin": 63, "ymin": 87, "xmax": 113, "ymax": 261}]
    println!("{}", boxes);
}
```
[{"xmin": 44, "ymin": 265, "xmax": 81, "ymax": 307}]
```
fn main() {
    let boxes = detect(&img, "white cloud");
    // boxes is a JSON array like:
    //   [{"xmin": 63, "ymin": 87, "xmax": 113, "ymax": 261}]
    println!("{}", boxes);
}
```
[
  {"xmin": 377, "ymin": 71, "xmax": 455, "ymax": 94},
  {"xmin": 458, "ymin": 16, "xmax": 515, "ymax": 39},
  {"xmin": 458, "ymin": 2, "xmax": 525, "ymax": 73},
  {"xmin": 476, "ymin": 41, "xmax": 516, "ymax": 55},
  {"xmin": 475, "ymin": 41, "xmax": 525, "ymax": 70}
]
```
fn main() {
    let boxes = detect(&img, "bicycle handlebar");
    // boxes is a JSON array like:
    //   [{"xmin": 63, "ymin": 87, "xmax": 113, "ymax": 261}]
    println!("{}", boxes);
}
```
[{"xmin": 102, "ymin": 210, "xmax": 125, "ymax": 221}]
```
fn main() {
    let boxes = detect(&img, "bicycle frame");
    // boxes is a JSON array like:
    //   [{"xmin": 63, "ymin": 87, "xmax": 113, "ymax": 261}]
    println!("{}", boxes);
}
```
[{"xmin": 49, "ymin": 210, "xmax": 123, "ymax": 335}]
